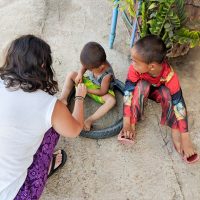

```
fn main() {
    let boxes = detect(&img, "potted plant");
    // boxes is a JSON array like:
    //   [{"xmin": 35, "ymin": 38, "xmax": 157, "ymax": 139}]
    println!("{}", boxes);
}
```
[{"xmin": 115, "ymin": 0, "xmax": 200, "ymax": 57}]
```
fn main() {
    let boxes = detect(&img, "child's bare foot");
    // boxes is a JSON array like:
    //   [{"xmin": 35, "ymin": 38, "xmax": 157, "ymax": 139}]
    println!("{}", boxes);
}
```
[
  {"xmin": 84, "ymin": 117, "xmax": 93, "ymax": 131},
  {"xmin": 181, "ymin": 133, "xmax": 197, "ymax": 158},
  {"xmin": 172, "ymin": 129, "xmax": 181, "ymax": 153}
]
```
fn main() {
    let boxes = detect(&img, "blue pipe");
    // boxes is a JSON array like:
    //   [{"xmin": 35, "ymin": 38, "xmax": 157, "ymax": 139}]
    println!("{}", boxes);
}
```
[
  {"xmin": 109, "ymin": 0, "xmax": 119, "ymax": 49},
  {"xmin": 130, "ymin": 0, "xmax": 142, "ymax": 47}
]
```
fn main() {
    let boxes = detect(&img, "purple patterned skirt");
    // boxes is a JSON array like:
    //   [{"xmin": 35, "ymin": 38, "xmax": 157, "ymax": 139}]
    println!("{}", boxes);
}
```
[{"xmin": 14, "ymin": 128, "xmax": 60, "ymax": 200}]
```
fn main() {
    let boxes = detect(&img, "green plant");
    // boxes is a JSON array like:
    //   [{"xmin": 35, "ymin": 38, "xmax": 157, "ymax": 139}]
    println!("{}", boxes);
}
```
[
  {"xmin": 114, "ymin": 0, "xmax": 136, "ymax": 17},
  {"xmin": 175, "ymin": 28, "xmax": 200, "ymax": 48},
  {"xmin": 115, "ymin": 0, "xmax": 200, "ymax": 53}
]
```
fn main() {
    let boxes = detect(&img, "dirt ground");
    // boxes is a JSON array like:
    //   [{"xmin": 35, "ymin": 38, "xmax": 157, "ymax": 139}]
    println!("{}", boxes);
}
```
[{"xmin": 0, "ymin": 1, "xmax": 200, "ymax": 200}]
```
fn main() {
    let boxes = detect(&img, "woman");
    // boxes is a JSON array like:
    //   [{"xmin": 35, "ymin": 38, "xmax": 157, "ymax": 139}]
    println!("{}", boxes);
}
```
[{"xmin": 0, "ymin": 35, "xmax": 87, "ymax": 200}]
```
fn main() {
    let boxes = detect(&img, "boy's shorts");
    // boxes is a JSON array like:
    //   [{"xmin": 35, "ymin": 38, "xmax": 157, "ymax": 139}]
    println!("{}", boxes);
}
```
[{"xmin": 82, "ymin": 76, "xmax": 115, "ymax": 104}]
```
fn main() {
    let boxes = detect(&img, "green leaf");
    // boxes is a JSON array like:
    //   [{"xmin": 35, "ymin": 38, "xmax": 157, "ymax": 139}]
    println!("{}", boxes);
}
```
[
  {"xmin": 169, "ymin": 31, "xmax": 174, "ymax": 37},
  {"xmin": 164, "ymin": 23, "xmax": 170, "ymax": 29},
  {"xmin": 174, "ymin": 0, "xmax": 186, "ymax": 24},
  {"xmin": 147, "ymin": 20, "xmax": 153, "ymax": 25},
  {"xmin": 150, "ymin": 12, "xmax": 157, "ymax": 18},
  {"xmin": 174, "ymin": 28, "xmax": 200, "ymax": 48},
  {"xmin": 148, "ymin": 3, "xmax": 157, "ymax": 10}
]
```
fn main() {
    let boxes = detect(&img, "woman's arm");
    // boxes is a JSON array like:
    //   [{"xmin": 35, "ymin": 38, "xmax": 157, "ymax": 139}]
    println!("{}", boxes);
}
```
[{"xmin": 52, "ymin": 83, "xmax": 87, "ymax": 137}]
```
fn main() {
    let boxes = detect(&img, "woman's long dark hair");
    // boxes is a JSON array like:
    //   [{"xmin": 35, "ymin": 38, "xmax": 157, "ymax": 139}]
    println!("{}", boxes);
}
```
[{"xmin": 0, "ymin": 35, "xmax": 58, "ymax": 95}]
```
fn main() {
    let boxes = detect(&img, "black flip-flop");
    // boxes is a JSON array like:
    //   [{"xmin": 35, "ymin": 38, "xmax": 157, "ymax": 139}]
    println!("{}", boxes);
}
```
[{"xmin": 48, "ymin": 149, "xmax": 67, "ymax": 178}]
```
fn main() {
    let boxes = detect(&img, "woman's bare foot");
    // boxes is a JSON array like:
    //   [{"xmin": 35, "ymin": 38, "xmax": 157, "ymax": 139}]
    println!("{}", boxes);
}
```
[
  {"xmin": 48, "ymin": 150, "xmax": 62, "ymax": 175},
  {"xmin": 172, "ymin": 129, "xmax": 181, "ymax": 154},
  {"xmin": 84, "ymin": 117, "xmax": 93, "ymax": 131}
]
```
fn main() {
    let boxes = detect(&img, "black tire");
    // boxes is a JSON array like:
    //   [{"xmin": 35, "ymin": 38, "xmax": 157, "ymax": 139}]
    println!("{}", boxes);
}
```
[{"xmin": 68, "ymin": 79, "xmax": 124, "ymax": 139}]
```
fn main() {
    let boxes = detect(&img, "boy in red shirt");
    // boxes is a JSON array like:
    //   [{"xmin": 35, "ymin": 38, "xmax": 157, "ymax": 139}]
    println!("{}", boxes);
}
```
[{"xmin": 118, "ymin": 35, "xmax": 199, "ymax": 164}]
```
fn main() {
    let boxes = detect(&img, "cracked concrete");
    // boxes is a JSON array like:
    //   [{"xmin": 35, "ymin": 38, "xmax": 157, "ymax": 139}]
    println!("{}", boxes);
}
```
[{"xmin": 0, "ymin": 0, "xmax": 200, "ymax": 200}]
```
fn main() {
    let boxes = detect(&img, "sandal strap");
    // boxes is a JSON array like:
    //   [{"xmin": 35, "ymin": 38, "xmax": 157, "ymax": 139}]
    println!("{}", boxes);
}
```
[
  {"xmin": 48, "ymin": 150, "xmax": 67, "ymax": 178},
  {"xmin": 48, "ymin": 154, "xmax": 56, "ymax": 177}
]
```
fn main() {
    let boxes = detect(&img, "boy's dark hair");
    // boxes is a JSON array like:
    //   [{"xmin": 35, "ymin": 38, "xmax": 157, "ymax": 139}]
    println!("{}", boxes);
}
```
[
  {"xmin": 0, "ymin": 34, "xmax": 58, "ymax": 95},
  {"xmin": 80, "ymin": 42, "xmax": 106, "ymax": 69},
  {"xmin": 134, "ymin": 35, "xmax": 167, "ymax": 64}
]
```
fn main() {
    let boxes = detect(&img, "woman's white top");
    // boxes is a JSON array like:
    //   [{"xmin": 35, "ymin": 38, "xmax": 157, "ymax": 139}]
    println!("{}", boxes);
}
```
[{"xmin": 0, "ymin": 79, "xmax": 57, "ymax": 200}]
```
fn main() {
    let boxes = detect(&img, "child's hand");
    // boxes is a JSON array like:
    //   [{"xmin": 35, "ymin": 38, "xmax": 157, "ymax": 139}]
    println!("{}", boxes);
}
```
[
  {"xmin": 122, "ymin": 117, "xmax": 136, "ymax": 140},
  {"xmin": 75, "ymin": 74, "xmax": 83, "ymax": 85},
  {"xmin": 75, "ymin": 83, "xmax": 87, "ymax": 98},
  {"xmin": 122, "ymin": 127, "xmax": 135, "ymax": 140}
]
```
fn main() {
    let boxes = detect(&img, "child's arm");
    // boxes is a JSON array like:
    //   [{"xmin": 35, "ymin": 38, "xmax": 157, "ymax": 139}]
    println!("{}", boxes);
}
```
[
  {"xmin": 123, "ymin": 66, "xmax": 139, "ymax": 118},
  {"xmin": 122, "ymin": 84, "xmax": 135, "ymax": 139},
  {"xmin": 87, "ymin": 74, "xmax": 112, "ymax": 96},
  {"xmin": 122, "ymin": 66, "xmax": 139, "ymax": 136},
  {"xmin": 75, "ymin": 66, "xmax": 87, "ymax": 84}
]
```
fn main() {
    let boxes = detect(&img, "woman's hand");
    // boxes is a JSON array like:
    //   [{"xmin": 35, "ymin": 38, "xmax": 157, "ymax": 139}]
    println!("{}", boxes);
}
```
[{"xmin": 75, "ymin": 83, "xmax": 87, "ymax": 98}]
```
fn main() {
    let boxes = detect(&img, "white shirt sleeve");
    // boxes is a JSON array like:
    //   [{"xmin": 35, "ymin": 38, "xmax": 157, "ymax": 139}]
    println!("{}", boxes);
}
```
[{"xmin": 45, "ymin": 96, "xmax": 57, "ymax": 130}]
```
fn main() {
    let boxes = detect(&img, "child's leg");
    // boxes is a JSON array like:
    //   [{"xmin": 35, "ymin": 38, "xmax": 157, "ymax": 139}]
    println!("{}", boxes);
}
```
[
  {"xmin": 150, "ymin": 86, "xmax": 197, "ymax": 159},
  {"xmin": 84, "ymin": 94, "xmax": 116, "ymax": 131},
  {"xmin": 171, "ymin": 128, "xmax": 182, "ymax": 153},
  {"xmin": 122, "ymin": 80, "xmax": 151, "ymax": 139},
  {"xmin": 149, "ymin": 86, "xmax": 182, "ymax": 151},
  {"xmin": 181, "ymin": 132, "xmax": 197, "ymax": 159},
  {"xmin": 14, "ymin": 128, "xmax": 60, "ymax": 200},
  {"xmin": 152, "ymin": 86, "xmax": 178, "ymax": 128},
  {"xmin": 172, "ymin": 129, "xmax": 197, "ymax": 160},
  {"xmin": 60, "ymin": 71, "xmax": 78, "ymax": 104},
  {"xmin": 130, "ymin": 80, "xmax": 151, "ymax": 124}
]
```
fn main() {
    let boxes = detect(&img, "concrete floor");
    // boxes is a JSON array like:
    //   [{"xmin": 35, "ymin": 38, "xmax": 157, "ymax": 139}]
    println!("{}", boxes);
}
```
[{"xmin": 0, "ymin": 0, "xmax": 200, "ymax": 200}]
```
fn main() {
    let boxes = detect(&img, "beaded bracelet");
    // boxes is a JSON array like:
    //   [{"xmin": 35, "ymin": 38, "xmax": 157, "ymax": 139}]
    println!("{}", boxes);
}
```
[{"xmin": 74, "ymin": 96, "xmax": 85, "ymax": 101}]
